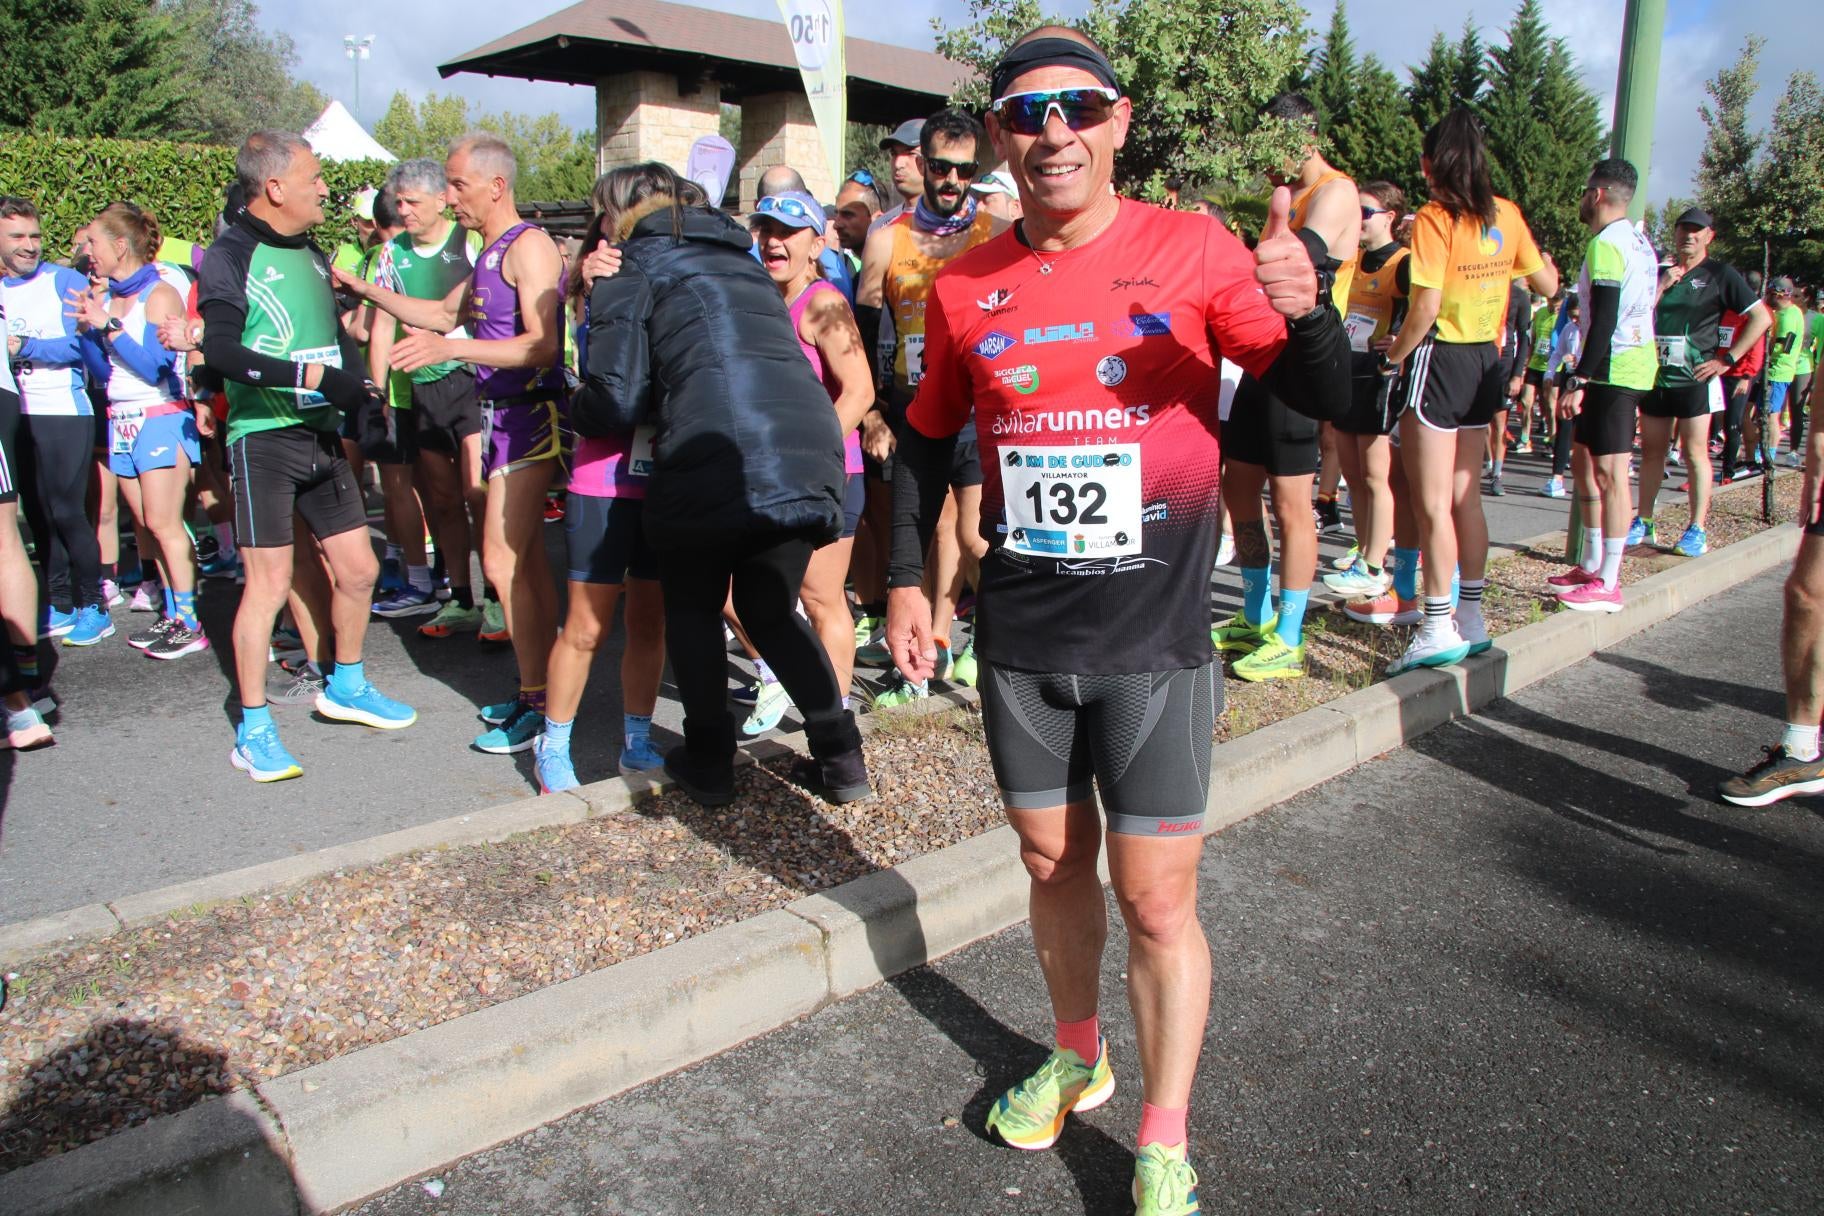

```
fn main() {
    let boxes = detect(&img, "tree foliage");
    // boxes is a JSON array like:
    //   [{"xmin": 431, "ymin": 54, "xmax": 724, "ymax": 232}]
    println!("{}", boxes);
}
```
[
  {"xmin": 1696, "ymin": 36, "xmax": 1764, "ymax": 263},
  {"xmin": 1755, "ymin": 71, "xmax": 1824, "ymax": 283},
  {"xmin": 372, "ymin": 92, "xmax": 597, "ymax": 202},
  {"xmin": 0, "ymin": 0, "xmax": 188, "ymax": 138},
  {"xmin": 933, "ymin": 0, "xmax": 1310, "ymax": 200}
]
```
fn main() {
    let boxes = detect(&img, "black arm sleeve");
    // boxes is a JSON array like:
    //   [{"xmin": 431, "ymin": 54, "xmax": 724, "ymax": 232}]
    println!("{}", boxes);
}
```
[
  {"xmin": 1576, "ymin": 283, "xmax": 1621, "ymax": 382},
  {"xmin": 855, "ymin": 304, "xmax": 884, "ymax": 392},
  {"xmin": 1255, "ymin": 305, "xmax": 1352, "ymax": 421},
  {"xmin": 199, "ymin": 299, "xmax": 313, "ymax": 390},
  {"xmin": 887, "ymin": 421, "xmax": 959, "ymax": 589},
  {"xmin": 569, "ymin": 266, "xmax": 655, "ymax": 438}
]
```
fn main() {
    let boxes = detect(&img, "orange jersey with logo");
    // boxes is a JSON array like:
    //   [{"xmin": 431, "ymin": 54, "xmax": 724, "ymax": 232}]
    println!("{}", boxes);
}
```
[{"xmin": 1408, "ymin": 197, "xmax": 1543, "ymax": 344}]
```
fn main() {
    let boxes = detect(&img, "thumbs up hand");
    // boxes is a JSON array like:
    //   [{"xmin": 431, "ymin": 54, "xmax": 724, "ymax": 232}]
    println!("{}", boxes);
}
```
[{"xmin": 1254, "ymin": 186, "xmax": 1320, "ymax": 319}]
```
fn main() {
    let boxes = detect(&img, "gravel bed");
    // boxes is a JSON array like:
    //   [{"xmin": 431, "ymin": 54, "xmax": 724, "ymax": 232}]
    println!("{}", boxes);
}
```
[{"xmin": 0, "ymin": 474, "xmax": 1800, "ymax": 1173}]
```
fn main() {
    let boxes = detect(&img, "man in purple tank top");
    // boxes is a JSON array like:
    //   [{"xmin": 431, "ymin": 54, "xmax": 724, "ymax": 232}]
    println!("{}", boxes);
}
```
[{"xmin": 334, "ymin": 132, "xmax": 567, "ymax": 756}]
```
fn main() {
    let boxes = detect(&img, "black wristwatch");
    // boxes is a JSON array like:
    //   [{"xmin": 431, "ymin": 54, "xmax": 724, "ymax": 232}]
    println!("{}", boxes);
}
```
[
  {"xmin": 103, "ymin": 317, "xmax": 124, "ymax": 337},
  {"xmin": 1563, "ymin": 374, "xmax": 1587, "ymax": 394},
  {"xmin": 1717, "ymin": 348, "xmax": 1738, "ymax": 368}
]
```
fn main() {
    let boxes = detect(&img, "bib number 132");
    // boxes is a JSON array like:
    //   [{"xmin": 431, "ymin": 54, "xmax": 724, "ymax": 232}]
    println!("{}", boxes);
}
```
[{"xmin": 998, "ymin": 443, "xmax": 1143, "ymax": 559}]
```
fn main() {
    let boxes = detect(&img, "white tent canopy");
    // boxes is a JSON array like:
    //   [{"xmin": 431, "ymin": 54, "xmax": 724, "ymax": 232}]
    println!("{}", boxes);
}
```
[{"xmin": 303, "ymin": 100, "xmax": 396, "ymax": 163}]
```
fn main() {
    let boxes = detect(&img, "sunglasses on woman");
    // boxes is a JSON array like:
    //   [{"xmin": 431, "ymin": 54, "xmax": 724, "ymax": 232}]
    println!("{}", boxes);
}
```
[
  {"xmin": 754, "ymin": 195, "xmax": 816, "ymax": 222},
  {"xmin": 1361, "ymin": 205, "xmax": 1390, "ymax": 220},
  {"xmin": 989, "ymin": 87, "xmax": 1120, "ymax": 136}
]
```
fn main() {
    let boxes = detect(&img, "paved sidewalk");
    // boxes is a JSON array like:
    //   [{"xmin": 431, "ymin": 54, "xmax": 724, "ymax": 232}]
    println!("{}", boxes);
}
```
[{"xmin": 355, "ymin": 566, "xmax": 1823, "ymax": 1215}]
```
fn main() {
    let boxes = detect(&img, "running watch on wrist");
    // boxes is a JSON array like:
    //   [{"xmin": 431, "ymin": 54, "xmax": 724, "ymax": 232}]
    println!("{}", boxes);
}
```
[{"xmin": 1717, "ymin": 348, "xmax": 1738, "ymax": 368}]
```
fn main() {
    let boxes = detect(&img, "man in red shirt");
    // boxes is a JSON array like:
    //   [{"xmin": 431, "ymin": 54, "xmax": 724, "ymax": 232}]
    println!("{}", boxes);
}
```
[{"xmin": 886, "ymin": 27, "xmax": 1348, "ymax": 1211}]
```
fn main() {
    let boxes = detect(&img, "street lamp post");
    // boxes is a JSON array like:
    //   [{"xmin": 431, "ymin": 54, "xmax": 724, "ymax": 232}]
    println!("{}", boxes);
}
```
[{"xmin": 344, "ymin": 34, "xmax": 375, "ymax": 126}]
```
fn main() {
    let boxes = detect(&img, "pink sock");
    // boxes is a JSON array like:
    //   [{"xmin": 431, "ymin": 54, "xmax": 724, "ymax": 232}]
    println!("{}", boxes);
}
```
[
  {"xmin": 1138, "ymin": 1102, "xmax": 1188, "ymax": 1149},
  {"xmin": 1055, "ymin": 1015, "xmax": 1100, "ymax": 1064}
]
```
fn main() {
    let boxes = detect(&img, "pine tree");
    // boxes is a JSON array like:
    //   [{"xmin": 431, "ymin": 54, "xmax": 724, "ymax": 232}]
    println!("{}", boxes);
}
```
[
  {"xmin": 1311, "ymin": 3, "xmax": 1358, "ymax": 161},
  {"xmin": 1756, "ymin": 71, "xmax": 1824, "ymax": 282},
  {"xmin": 1696, "ymin": 36, "xmax": 1764, "ymax": 263},
  {"xmin": 1481, "ymin": 2, "xmax": 1558, "ymax": 248},
  {"xmin": 1348, "ymin": 55, "xmax": 1424, "ymax": 198},
  {"xmin": 1406, "ymin": 32, "xmax": 1462, "ymax": 133},
  {"xmin": 1451, "ymin": 19, "xmax": 1489, "ymax": 110},
  {"xmin": 1526, "ymin": 39, "xmax": 1605, "ymax": 267}
]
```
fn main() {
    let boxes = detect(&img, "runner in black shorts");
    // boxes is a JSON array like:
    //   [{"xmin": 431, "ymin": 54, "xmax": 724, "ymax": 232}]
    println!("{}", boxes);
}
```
[
  {"xmin": 1215, "ymin": 92, "xmax": 1358, "ymax": 686},
  {"xmin": 1384, "ymin": 110, "xmax": 1555, "ymax": 672},
  {"xmin": 1635, "ymin": 206, "xmax": 1770, "ymax": 557},
  {"xmin": 885, "ymin": 28, "xmax": 1349, "ymax": 1205}
]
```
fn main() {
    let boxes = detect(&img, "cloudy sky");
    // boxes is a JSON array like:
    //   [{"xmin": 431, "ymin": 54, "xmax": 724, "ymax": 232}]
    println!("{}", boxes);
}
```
[{"xmin": 285, "ymin": 0, "xmax": 1816, "ymax": 203}]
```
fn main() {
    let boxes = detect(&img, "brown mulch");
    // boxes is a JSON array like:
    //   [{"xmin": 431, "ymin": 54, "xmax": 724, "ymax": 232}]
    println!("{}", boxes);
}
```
[{"xmin": 0, "ymin": 476, "xmax": 1800, "ymax": 1173}]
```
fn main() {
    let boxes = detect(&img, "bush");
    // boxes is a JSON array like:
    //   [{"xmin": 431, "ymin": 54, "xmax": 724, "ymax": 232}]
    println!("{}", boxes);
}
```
[{"xmin": 0, "ymin": 133, "xmax": 389, "ymax": 257}]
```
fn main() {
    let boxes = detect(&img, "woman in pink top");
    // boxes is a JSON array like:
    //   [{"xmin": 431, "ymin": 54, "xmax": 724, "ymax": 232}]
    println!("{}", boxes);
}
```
[
  {"xmin": 739, "ymin": 192, "xmax": 872, "ymax": 733},
  {"xmin": 530, "ymin": 208, "xmax": 668, "ymax": 794}
]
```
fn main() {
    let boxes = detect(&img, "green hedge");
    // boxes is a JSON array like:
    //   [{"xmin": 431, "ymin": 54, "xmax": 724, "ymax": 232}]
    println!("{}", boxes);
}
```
[{"xmin": 0, "ymin": 133, "xmax": 390, "ymax": 257}]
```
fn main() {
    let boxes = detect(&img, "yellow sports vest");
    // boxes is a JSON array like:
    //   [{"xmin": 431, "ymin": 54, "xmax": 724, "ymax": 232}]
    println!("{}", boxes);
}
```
[
  {"xmin": 1344, "ymin": 246, "xmax": 1410, "ymax": 347},
  {"xmin": 1292, "ymin": 170, "xmax": 1357, "ymax": 317},
  {"xmin": 883, "ymin": 208, "xmax": 996, "ymax": 394}
]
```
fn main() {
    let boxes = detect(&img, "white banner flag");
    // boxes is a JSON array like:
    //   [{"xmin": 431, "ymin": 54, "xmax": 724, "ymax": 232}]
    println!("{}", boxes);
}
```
[{"xmin": 777, "ymin": 0, "xmax": 847, "ymax": 193}]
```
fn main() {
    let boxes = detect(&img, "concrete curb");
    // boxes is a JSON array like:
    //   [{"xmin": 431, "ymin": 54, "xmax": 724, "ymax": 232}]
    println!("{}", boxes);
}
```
[{"xmin": 0, "ymin": 524, "xmax": 1797, "ymax": 1215}]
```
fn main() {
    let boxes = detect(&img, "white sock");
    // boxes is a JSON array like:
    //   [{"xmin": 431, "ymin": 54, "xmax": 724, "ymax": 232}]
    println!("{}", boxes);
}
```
[
  {"xmin": 1599, "ymin": 538, "xmax": 1625, "ymax": 588},
  {"xmin": 1579, "ymin": 527, "xmax": 1603, "ymax": 574},
  {"xmin": 755, "ymin": 658, "xmax": 775, "ymax": 684},
  {"xmin": 1418, "ymin": 596, "xmax": 1454, "ymax": 641},
  {"xmin": 407, "ymin": 564, "xmax": 433, "ymax": 593},
  {"xmin": 1782, "ymin": 723, "xmax": 1820, "ymax": 762}
]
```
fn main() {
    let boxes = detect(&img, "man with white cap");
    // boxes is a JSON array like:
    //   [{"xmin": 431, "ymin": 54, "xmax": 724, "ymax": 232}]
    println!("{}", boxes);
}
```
[{"xmin": 970, "ymin": 168, "xmax": 1022, "ymax": 222}]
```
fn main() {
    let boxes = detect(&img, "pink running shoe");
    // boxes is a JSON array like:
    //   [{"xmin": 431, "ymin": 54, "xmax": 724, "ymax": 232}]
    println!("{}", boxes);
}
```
[
  {"xmin": 1558, "ymin": 579, "xmax": 1623, "ymax": 613},
  {"xmin": 1546, "ymin": 566, "xmax": 1598, "ymax": 597}
]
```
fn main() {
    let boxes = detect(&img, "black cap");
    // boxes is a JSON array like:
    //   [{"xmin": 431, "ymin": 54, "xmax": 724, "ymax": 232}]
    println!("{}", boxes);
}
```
[{"xmin": 1673, "ymin": 206, "xmax": 1714, "ymax": 230}]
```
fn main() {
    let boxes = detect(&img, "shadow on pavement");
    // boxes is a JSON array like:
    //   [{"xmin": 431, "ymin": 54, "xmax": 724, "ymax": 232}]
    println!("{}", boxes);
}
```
[
  {"xmin": 640, "ymin": 768, "xmax": 1133, "ymax": 1210},
  {"xmin": 1593, "ymin": 650, "xmax": 1785, "ymax": 719},
  {"xmin": 0, "ymin": 1017, "xmax": 304, "ymax": 1212}
]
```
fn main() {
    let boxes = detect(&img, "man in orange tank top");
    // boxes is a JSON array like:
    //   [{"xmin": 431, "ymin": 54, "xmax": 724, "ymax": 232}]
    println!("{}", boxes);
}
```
[
  {"xmin": 1214, "ymin": 92, "xmax": 1361, "ymax": 683},
  {"xmin": 855, "ymin": 108, "xmax": 1009, "ymax": 706}
]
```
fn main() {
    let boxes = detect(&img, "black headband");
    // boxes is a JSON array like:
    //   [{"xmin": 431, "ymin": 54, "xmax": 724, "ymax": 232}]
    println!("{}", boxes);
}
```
[{"xmin": 989, "ymin": 37, "xmax": 1120, "ymax": 102}]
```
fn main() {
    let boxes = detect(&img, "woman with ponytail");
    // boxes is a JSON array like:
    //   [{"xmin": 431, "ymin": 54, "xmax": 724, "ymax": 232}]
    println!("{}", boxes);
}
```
[
  {"xmin": 1381, "ymin": 110, "xmax": 1558, "ymax": 675},
  {"xmin": 69, "ymin": 202, "xmax": 209, "ymax": 660}
]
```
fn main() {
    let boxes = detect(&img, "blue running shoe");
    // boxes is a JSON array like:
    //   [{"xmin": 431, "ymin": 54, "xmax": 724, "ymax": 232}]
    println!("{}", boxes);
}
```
[
  {"xmin": 1623, "ymin": 515, "xmax": 1647, "ymax": 547},
  {"xmin": 199, "ymin": 552, "xmax": 242, "ymax": 580},
  {"xmin": 315, "ymin": 682, "xmax": 417, "ymax": 730},
  {"xmin": 61, "ymin": 605, "xmax": 116, "ymax": 647},
  {"xmin": 475, "ymin": 702, "xmax": 540, "ymax": 753},
  {"xmin": 371, "ymin": 587, "xmax": 440, "ymax": 618},
  {"xmin": 230, "ymin": 725, "xmax": 304, "ymax": 782},
  {"xmin": 619, "ymin": 732, "xmax": 665, "ymax": 774},
  {"xmin": 42, "ymin": 606, "xmax": 77, "ymax": 638},
  {"xmin": 535, "ymin": 735, "xmax": 580, "ymax": 793},
  {"xmin": 375, "ymin": 556, "xmax": 406, "ymax": 595},
  {"xmin": 480, "ymin": 697, "xmax": 518, "ymax": 726},
  {"xmin": 1674, "ymin": 525, "xmax": 1708, "ymax": 558}
]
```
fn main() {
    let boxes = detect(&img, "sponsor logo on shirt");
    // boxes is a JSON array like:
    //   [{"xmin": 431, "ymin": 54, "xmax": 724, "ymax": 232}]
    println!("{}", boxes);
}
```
[
  {"xmin": 1024, "ymin": 322, "xmax": 1094, "ymax": 345},
  {"xmin": 1478, "ymin": 226, "xmax": 1505, "ymax": 256},
  {"xmin": 261, "ymin": 266, "xmax": 285, "ymax": 283},
  {"xmin": 992, "ymin": 363, "xmax": 1040, "ymax": 394},
  {"xmin": 1141, "ymin": 499, "xmax": 1168, "ymax": 523},
  {"xmin": 1110, "ymin": 277, "xmax": 1159, "ymax": 291},
  {"xmin": 989, "ymin": 404, "xmax": 1151, "ymax": 436},
  {"xmin": 977, "ymin": 288, "xmax": 1012, "ymax": 311},
  {"xmin": 441, "ymin": 251, "xmax": 462, "ymax": 264},
  {"xmin": 1129, "ymin": 312, "xmax": 1172, "ymax": 337},
  {"xmin": 974, "ymin": 330, "xmax": 1018, "ymax": 360},
  {"xmin": 486, "ymin": 251, "xmax": 502, "ymax": 270},
  {"xmin": 1095, "ymin": 355, "xmax": 1127, "ymax": 386}
]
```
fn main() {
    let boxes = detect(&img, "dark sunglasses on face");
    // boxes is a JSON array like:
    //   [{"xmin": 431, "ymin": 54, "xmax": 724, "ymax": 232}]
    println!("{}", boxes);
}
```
[
  {"xmin": 924, "ymin": 157, "xmax": 980, "ymax": 180},
  {"xmin": 1361, "ymin": 206, "xmax": 1390, "ymax": 219},
  {"xmin": 989, "ymin": 87, "xmax": 1120, "ymax": 136}
]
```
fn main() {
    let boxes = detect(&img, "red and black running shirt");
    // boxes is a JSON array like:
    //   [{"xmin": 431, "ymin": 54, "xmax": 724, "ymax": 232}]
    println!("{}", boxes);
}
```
[{"xmin": 908, "ymin": 199, "xmax": 1288, "ymax": 674}]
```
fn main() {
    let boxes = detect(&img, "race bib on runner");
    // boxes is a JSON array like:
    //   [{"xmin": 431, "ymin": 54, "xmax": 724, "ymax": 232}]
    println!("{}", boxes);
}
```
[
  {"xmin": 110, "ymin": 410, "xmax": 144, "ymax": 456},
  {"xmin": 1655, "ymin": 334, "xmax": 1689, "ymax": 367},
  {"xmin": 628, "ymin": 424, "xmax": 656, "ymax": 478},
  {"xmin": 1717, "ymin": 325, "xmax": 1736, "ymax": 349},
  {"xmin": 1343, "ymin": 312, "xmax": 1376, "ymax": 354},
  {"xmin": 904, "ymin": 333, "xmax": 925, "ymax": 385},
  {"xmin": 998, "ymin": 443, "xmax": 1142, "ymax": 559},
  {"xmin": 292, "ymin": 345, "xmax": 342, "ymax": 409}
]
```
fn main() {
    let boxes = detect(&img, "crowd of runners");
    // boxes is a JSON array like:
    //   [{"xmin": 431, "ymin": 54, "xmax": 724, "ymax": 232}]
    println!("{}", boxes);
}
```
[{"xmin": 3, "ymin": 22, "xmax": 1824, "ymax": 1211}]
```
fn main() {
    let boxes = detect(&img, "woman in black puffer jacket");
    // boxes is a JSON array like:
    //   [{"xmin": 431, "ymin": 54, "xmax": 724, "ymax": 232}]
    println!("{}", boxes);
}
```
[{"xmin": 570, "ymin": 163, "xmax": 868, "ymax": 807}]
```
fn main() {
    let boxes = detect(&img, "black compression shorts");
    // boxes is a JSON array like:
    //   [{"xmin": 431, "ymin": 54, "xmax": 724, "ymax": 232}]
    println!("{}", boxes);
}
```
[
  {"xmin": 978, "ymin": 659, "xmax": 1220, "ymax": 835},
  {"xmin": 1220, "ymin": 374, "xmax": 1320, "ymax": 476},
  {"xmin": 228, "ymin": 425, "xmax": 367, "ymax": 548},
  {"xmin": 1397, "ymin": 339, "xmax": 1503, "ymax": 432},
  {"xmin": 412, "ymin": 367, "xmax": 482, "ymax": 455},
  {"xmin": 1641, "ymin": 382, "xmax": 1712, "ymax": 421},
  {"xmin": 1573, "ymin": 383, "xmax": 1643, "ymax": 457}
]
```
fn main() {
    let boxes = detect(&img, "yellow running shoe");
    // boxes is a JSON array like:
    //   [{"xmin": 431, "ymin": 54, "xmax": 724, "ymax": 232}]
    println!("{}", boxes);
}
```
[
  {"xmin": 985, "ymin": 1039, "xmax": 1115, "ymax": 1151},
  {"xmin": 1210, "ymin": 612, "xmax": 1276, "ymax": 655},
  {"xmin": 1232, "ymin": 630, "xmax": 1306, "ymax": 682},
  {"xmin": 1133, "ymin": 1141, "xmax": 1200, "ymax": 1215}
]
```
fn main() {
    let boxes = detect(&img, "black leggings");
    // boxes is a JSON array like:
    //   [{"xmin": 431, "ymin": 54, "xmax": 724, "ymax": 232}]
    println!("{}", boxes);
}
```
[
  {"xmin": 658, "ymin": 532, "xmax": 844, "ymax": 736},
  {"xmin": 1720, "ymin": 378, "xmax": 1751, "ymax": 476},
  {"xmin": 1552, "ymin": 412, "xmax": 1575, "ymax": 475},
  {"xmin": 18, "ymin": 414, "xmax": 103, "ymax": 610},
  {"xmin": 1792, "ymin": 372, "xmax": 1812, "ymax": 449}
]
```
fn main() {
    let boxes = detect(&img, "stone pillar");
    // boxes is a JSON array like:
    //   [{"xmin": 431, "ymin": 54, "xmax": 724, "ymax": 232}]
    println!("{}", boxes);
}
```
[
  {"xmin": 595, "ymin": 70, "xmax": 721, "ymax": 181},
  {"xmin": 736, "ymin": 90, "xmax": 835, "ymax": 212}
]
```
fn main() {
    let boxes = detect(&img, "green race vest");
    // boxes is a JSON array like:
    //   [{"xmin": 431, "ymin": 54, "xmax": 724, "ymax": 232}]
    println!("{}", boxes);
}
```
[{"xmin": 224, "ymin": 243, "xmax": 343, "ymax": 444}]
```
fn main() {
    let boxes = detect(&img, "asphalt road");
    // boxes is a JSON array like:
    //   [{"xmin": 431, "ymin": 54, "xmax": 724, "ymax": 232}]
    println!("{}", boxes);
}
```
[
  {"xmin": 351, "ymin": 566, "xmax": 1821, "ymax": 1216},
  {"xmin": 0, "ymin": 447, "xmax": 1685, "ymax": 923}
]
